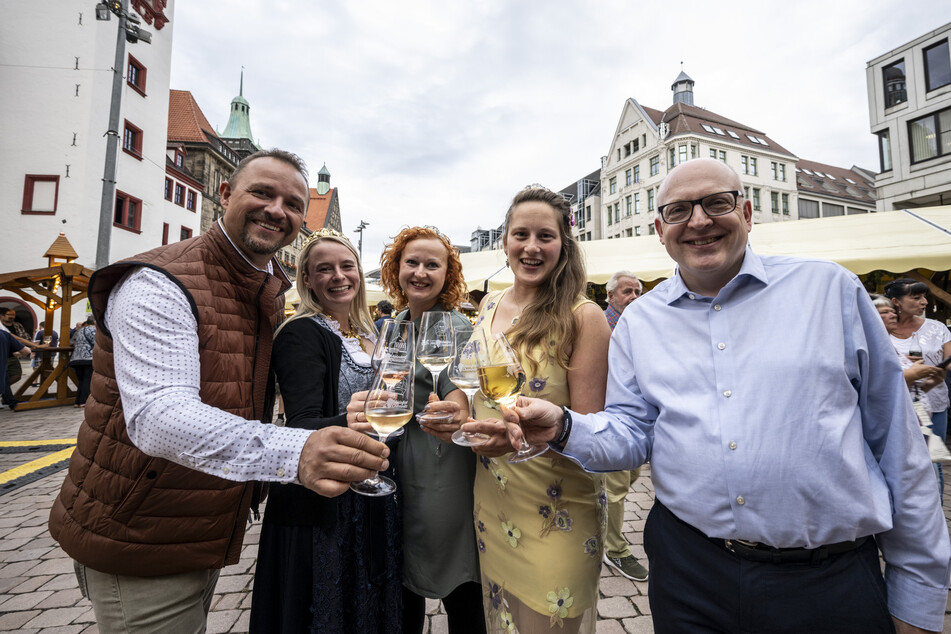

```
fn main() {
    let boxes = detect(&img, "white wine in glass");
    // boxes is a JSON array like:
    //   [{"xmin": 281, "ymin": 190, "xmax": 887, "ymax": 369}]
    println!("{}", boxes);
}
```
[
  {"xmin": 417, "ymin": 311, "xmax": 455, "ymax": 397},
  {"xmin": 476, "ymin": 331, "xmax": 547, "ymax": 463},
  {"xmin": 351, "ymin": 356, "xmax": 415, "ymax": 497},
  {"xmin": 449, "ymin": 332, "xmax": 489, "ymax": 447}
]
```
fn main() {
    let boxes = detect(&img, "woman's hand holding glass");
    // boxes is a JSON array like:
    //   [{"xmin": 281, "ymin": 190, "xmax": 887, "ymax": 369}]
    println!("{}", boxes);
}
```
[
  {"xmin": 417, "ymin": 311, "xmax": 455, "ymax": 408},
  {"xmin": 448, "ymin": 332, "xmax": 490, "ymax": 447},
  {"xmin": 474, "ymin": 331, "xmax": 547, "ymax": 463}
]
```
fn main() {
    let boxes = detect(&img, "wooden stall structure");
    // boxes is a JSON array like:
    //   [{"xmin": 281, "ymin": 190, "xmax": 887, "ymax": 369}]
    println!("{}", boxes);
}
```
[{"xmin": 0, "ymin": 234, "xmax": 94, "ymax": 410}]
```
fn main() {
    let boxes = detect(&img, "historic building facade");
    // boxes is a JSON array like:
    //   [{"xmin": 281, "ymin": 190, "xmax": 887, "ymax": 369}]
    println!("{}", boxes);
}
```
[{"xmin": 867, "ymin": 22, "xmax": 951, "ymax": 210}]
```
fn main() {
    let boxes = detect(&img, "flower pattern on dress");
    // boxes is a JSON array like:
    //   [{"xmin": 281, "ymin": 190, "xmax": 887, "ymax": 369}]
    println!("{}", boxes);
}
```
[
  {"xmin": 540, "ymin": 479, "xmax": 573, "ymax": 537},
  {"xmin": 583, "ymin": 536, "xmax": 599, "ymax": 557},
  {"xmin": 492, "ymin": 468, "xmax": 508, "ymax": 491},
  {"xmin": 478, "ymin": 537, "xmax": 486, "ymax": 553},
  {"xmin": 547, "ymin": 587, "xmax": 574, "ymax": 627},
  {"xmin": 499, "ymin": 609, "xmax": 515, "ymax": 632},
  {"xmin": 501, "ymin": 520, "xmax": 521, "ymax": 548},
  {"xmin": 478, "ymin": 520, "xmax": 486, "ymax": 533},
  {"xmin": 528, "ymin": 376, "xmax": 548, "ymax": 393},
  {"xmin": 479, "ymin": 455, "xmax": 491, "ymax": 470},
  {"xmin": 489, "ymin": 582, "xmax": 503, "ymax": 610}
]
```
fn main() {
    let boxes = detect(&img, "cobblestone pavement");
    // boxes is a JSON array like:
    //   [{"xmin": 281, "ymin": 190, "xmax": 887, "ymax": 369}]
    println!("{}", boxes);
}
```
[{"xmin": 1, "ymin": 403, "xmax": 950, "ymax": 633}]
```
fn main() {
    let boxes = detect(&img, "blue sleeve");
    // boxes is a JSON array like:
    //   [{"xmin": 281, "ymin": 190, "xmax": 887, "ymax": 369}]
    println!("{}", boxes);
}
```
[{"xmin": 851, "ymin": 281, "xmax": 951, "ymax": 631}]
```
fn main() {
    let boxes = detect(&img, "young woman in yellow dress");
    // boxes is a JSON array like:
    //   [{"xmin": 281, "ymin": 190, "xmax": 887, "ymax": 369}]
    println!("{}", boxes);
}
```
[{"xmin": 464, "ymin": 186, "xmax": 612, "ymax": 633}]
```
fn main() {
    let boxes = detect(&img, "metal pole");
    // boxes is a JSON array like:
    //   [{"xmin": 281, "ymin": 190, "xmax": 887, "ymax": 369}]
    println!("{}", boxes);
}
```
[{"xmin": 95, "ymin": 0, "xmax": 129, "ymax": 270}]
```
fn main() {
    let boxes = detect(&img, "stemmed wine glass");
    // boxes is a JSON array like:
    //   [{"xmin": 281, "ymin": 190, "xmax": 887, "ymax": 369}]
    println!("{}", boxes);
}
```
[
  {"xmin": 449, "ymin": 332, "xmax": 489, "ymax": 447},
  {"xmin": 350, "ymin": 355, "xmax": 415, "ymax": 497},
  {"xmin": 368, "ymin": 320, "xmax": 415, "ymax": 438},
  {"xmin": 416, "ymin": 312, "xmax": 454, "ymax": 424},
  {"xmin": 476, "ymin": 331, "xmax": 547, "ymax": 463}
]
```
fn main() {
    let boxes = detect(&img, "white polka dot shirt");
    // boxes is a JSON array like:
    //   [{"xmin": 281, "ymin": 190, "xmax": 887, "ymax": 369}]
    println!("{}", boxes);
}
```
[{"xmin": 106, "ymin": 267, "xmax": 311, "ymax": 484}]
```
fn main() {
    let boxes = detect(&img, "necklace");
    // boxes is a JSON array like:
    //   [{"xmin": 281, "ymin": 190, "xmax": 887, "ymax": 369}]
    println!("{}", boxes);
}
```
[
  {"xmin": 507, "ymin": 293, "xmax": 531, "ymax": 326},
  {"xmin": 323, "ymin": 313, "xmax": 360, "ymax": 339}
]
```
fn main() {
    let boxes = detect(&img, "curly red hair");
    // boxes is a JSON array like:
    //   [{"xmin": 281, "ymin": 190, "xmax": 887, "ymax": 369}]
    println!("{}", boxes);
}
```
[{"xmin": 379, "ymin": 227, "xmax": 469, "ymax": 311}]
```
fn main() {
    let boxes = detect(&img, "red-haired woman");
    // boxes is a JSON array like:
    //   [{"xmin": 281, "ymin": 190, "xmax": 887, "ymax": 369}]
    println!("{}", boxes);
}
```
[{"xmin": 377, "ymin": 226, "xmax": 484, "ymax": 634}]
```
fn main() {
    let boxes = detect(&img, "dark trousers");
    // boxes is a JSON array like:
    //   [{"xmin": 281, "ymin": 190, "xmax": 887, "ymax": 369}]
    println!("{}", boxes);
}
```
[
  {"xmin": 72, "ymin": 362, "xmax": 93, "ymax": 405},
  {"xmin": 401, "ymin": 582, "xmax": 486, "ymax": 634},
  {"xmin": 645, "ymin": 500, "xmax": 894, "ymax": 634}
]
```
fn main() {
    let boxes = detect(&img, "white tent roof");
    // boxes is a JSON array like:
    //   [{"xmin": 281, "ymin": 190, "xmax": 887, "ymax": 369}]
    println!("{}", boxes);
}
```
[{"xmin": 460, "ymin": 206, "xmax": 951, "ymax": 290}]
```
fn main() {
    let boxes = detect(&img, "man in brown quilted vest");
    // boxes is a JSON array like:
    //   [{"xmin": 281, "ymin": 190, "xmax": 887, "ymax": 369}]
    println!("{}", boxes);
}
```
[{"xmin": 49, "ymin": 149, "xmax": 390, "ymax": 633}]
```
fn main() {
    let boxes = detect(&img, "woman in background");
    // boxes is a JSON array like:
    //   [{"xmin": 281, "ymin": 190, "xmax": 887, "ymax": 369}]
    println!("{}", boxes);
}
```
[{"xmin": 69, "ymin": 315, "xmax": 96, "ymax": 407}]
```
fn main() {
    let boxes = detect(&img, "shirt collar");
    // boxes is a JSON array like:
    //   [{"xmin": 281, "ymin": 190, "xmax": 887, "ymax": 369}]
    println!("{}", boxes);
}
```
[
  {"xmin": 663, "ymin": 245, "xmax": 768, "ymax": 305},
  {"xmin": 216, "ymin": 219, "xmax": 274, "ymax": 275}
]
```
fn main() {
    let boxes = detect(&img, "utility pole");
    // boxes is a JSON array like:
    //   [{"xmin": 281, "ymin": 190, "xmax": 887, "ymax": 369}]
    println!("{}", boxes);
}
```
[
  {"xmin": 94, "ymin": 0, "xmax": 151, "ymax": 269},
  {"xmin": 355, "ymin": 220, "xmax": 369, "ymax": 259}
]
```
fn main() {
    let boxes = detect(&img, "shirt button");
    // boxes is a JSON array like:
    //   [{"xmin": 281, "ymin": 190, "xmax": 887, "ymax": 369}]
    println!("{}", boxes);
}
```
[
  {"xmin": 714, "ymin": 304, "xmax": 722, "ymax": 311},
  {"xmin": 277, "ymin": 467, "xmax": 285, "ymax": 478},
  {"xmin": 736, "ymin": 496, "xmax": 745, "ymax": 505},
  {"xmin": 717, "ymin": 342, "xmax": 726, "ymax": 350},
  {"xmin": 222, "ymin": 466, "xmax": 230, "ymax": 475},
  {"xmin": 729, "ymin": 441, "xmax": 737, "ymax": 450},
  {"xmin": 723, "ymin": 389, "xmax": 732, "ymax": 397},
  {"xmin": 688, "ymin": 294, "xmax": 696, "ymax": 300}
]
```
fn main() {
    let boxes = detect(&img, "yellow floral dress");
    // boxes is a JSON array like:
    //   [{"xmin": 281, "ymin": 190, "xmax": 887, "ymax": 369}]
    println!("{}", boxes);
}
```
[{"xmin": 472, "ymin": 291, "xmax": 606, "ymax": 633}]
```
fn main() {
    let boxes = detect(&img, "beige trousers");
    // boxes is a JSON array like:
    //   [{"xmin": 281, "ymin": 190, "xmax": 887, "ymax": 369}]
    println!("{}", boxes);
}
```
[
  {"xmin": 74, "ymin": 561, "xmax": 219, "ymax": 634},
  {"xmin": 604, "ymin": 468, "xmax": 639, "ymax": 558}
]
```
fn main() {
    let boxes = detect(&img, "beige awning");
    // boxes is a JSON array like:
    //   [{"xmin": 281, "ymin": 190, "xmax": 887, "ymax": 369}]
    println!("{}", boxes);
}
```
[{"xmin": 460, "ymin": 206, "xmax": 951, "ymax": 289}]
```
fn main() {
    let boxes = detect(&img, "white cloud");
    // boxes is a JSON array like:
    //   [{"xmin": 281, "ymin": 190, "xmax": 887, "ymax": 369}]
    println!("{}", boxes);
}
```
[{"xmin": 170, "ymin": 0, "xmax": 951, "ymax": 264}]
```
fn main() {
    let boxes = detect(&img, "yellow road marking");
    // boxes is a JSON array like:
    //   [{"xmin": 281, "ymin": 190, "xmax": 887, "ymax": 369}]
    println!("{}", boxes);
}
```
[
  {"xmin": 0, "ymin": 439, "xmax": 76, "ymax": 448},
  {"xmin": 0, "ymin": 447, "xmax": 75, "ymax": 485}
]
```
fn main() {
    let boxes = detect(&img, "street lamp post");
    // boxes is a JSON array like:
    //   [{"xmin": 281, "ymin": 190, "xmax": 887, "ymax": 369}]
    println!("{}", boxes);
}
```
[
  {"xmin": 94, "ymin": 0, "xmax": 151, "ymax": 270},
  {"xmin": 354, "ymin": 220, "xmax": 369, "ymax": 259}
]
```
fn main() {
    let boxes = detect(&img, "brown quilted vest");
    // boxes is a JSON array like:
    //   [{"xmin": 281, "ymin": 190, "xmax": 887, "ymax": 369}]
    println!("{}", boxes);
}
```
[{"xmin": 48, "ymin": 223, "xmax": 290, "ymax": 577}]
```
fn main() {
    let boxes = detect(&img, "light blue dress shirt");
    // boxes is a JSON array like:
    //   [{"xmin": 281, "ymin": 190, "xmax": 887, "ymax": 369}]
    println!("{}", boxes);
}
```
[{"xmin": 562, "ymin": 247, "xmax": 951, "ymax": 630}]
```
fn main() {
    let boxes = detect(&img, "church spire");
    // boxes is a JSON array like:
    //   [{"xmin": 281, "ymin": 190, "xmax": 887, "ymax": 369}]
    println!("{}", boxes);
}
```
[{"xmin": 221, "ymin": 68, "xmax": 258, "ymax": 147}]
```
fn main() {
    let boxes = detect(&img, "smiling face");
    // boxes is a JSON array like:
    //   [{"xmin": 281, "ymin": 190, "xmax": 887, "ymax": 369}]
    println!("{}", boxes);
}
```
[
  {"xmin": 220, "ymin": 157, "xmax": 308, "ymax": 268},
  {"xmin": 655, "ymin": 158, "xmax": 752, "ymax": 297},
  {"xmin": 398, "ymin": 238, "xmax": 449, "ymax": 313},
  {"xmin": 503, "ymin": 201, "xmax": 563, "ymax": 289},
  {"xmin": 303, "ymin": 240, "xmax": 361, "ymax": 317}
]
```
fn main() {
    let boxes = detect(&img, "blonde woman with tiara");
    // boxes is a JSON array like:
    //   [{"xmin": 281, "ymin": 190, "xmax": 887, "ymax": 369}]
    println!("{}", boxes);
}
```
[
  {"xmin": 249, "ymin": 229, "xmax": 401, "ymax": 633},
  {"xmin": 463, "ymin": 186, "xmax": 612, "ymax": 633}
]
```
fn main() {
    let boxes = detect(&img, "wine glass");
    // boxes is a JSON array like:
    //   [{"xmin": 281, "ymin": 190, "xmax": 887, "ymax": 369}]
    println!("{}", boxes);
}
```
[
  {"xmin": 351, "ymin": 356, "xmax": 415, "ymax": 497},
  {"xmin": 368, "ymin": 321, "xmax": 414, "ymax": 438},
  {"xmin": 476, "ymin": 331, "xmax": 547, "ymax": 463},
  {"xmin": 417, "ymin": 311, "xmax": 455, "ymax": 401},
  {"xmin": 449, "ymin": 332, "xmax": 489, "ymax": 447}
]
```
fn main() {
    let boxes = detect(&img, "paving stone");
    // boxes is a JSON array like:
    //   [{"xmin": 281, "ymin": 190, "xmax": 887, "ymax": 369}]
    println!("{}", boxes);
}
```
[
  {"xmin": 0, "ymin": 609, "xmax": 41, "ymax": 631},
  {"xmin": 12, "ymin": 575, "xmax": 55, "ymax": 593},
  {"xmin": 38, "ymin": 575, "xmax": 80, "ymax": 592},
  {"xmin": 596, "ymin": 618, "xmax": 628, "ymax": 633},
  {"xmin": 0, "ymin": 590, "xmax": 53, "ymax": 611},
  {"xmin": 599, "ymin": 575, "xmax": 636, "ymax": 596},
  {"xmin": 0, "ymin": 574, "xmax": 30, "ymax": 593},
  {"xmin": 631, "ymin": 595, "xmax": 651, "ymax": 616},
  {"xmin": 31, "ymin": 625, "xmax": 86, "ymax": 634},
  {"xmin": 34, "ymin": 588, "xmax": 83, "ymax": 609},
  {"xmin": 21, "ymin": 606, "xmax": 87, "ymax": 628},
  {"xmin": 27, "ymin": 560, "xmax": 74, "ymax": 576},
  {"xmin": 230, "ymin": 609, "xmax": 250, "ymax": 633},
  {"xmin": 205, "ymin": 609, "xmax": 240, "ymax": 634},
  {"xmin": 212, "ymin": 574, "xmax": 251, "ymax": 593},
  {"xmin": 622, "ymin": 615, "xmax": 655, "ymax": 633},
  {"xmin": 597, "ymin": 596, "xmax": 637, "ymax": 619}
]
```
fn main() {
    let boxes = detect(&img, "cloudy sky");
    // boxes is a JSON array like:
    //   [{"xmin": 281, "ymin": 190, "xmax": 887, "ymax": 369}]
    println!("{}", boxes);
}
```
[{"xmin": 169, "ymin": 0, "xmax": 951, "ymax": 265}]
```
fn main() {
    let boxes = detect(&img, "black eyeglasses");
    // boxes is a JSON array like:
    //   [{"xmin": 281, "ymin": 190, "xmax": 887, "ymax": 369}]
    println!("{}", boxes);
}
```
[{"xmin": 657, "ymin": 190, "xmax": 742, "ymax": 224}]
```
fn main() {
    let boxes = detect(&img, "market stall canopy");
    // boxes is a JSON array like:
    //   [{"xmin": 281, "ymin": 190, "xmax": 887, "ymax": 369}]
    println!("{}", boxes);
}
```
[
  {"xmin": 283, "ymin": 282, "xmax": 392, "ymax": 311},
  {"xmin": 460, "ymin": 206, "xmax": 951, "ymax": 290}
]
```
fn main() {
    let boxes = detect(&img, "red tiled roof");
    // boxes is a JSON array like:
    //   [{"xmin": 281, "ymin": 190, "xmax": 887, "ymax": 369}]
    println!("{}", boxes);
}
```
[
  {"xmin": 305, "ymin": 188, "xmax": 333, "ymax": 231},
  {"xmin": 168, "ymin": 90, "xmax": 218, "ymax": 144},
  {"xmin": 795, "ymin": 159, "xmax": 877, "ymax": 205},
  {"xmin": 659, "ymin": 102, "xmax": 797, "ymax": 158}
]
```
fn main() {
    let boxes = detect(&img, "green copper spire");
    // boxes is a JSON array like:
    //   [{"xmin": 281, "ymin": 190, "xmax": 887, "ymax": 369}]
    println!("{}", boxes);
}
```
[
  {"xmin": 221, "ymin": 68, "xmax": 258, "ymax": 146},
  {"xmin": 316, "ymin": 163, "xmax": 331, "ymax": 195}
]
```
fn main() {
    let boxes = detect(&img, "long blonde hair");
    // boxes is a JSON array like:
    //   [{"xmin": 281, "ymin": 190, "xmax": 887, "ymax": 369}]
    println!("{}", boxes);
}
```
[
  {"xmin": 503, "ymin": 187, "xmax": 587, "ymax": 374},
  {"xmin": 276, "ymin": 232, "xmax": 375, "ymax": 337}
]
